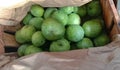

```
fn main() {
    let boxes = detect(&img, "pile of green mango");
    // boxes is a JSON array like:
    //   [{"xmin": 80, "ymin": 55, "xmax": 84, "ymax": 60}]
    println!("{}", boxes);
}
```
[{"xmin": 15, "ymin": 0, "xmax": 110, "ymax": 57}]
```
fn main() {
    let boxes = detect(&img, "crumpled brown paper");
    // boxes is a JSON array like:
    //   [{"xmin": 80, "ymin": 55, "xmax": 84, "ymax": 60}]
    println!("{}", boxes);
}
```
[
  {"xmin": 0, "ymin": 35, "xmax": 120, "ymax": 70},
  {"xmin": 0, "ymin": 0, "xmax": 91, "ymax": 26},
  {"xmin": 0, "ymin": 53, "xmax": 17, "ymax": 68}
]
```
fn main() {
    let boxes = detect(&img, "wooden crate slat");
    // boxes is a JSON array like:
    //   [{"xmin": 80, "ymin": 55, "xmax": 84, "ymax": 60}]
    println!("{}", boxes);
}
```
[
  {"xmin": 3, "ymin": 33, "xmax": 19, "ymax": 47},
  {"xmin": 3, "ymin": 24, "xmax": 22, "ymax": 33},
  {"xmin": 101, "ymin": 0, "xmax": 114, "ymax": 30},
  {"xmin": 110, "ymin": 24, "xmax": 119, "ymax": 40},
  {"xmin": 108, "ymin": 0, "xmax": 120, "ymax": 32},
  {"xmin": 0, "ymin": 25, "xmax": 5, "ymax": 54}
]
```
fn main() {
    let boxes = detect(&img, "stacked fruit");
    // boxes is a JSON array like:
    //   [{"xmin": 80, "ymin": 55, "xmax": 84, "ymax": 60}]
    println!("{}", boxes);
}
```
[{"xmin": 16, "ymin": 0, "xmax": 110, "ymax": 57}]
